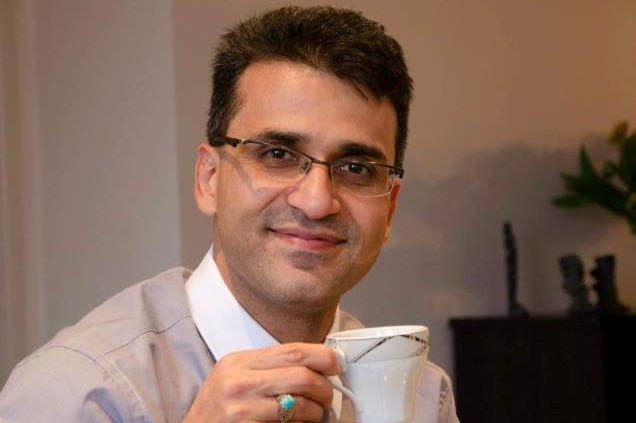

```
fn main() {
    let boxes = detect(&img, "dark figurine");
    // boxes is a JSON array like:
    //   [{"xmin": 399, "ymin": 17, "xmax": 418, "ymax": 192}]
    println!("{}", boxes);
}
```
[
  {"xmin": 558, "ymin": 254, "xmax": 595, "ymax": 315},
  {"xmin": 503, "ymin": 221, "xmax": 529, "ymax": 317},
  {"xmin": 590, "ymin": 255, "xmax": 630, "ymax": 315}
]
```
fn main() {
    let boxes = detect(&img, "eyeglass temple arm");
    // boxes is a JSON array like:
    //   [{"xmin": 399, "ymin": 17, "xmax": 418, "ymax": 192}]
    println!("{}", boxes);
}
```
[{"xmin": 210, "ymin": 136, "xmax": 241, "ymax": 147}]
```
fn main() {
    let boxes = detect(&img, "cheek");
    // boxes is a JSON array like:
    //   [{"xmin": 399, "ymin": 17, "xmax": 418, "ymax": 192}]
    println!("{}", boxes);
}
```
[
  {"xmin": 352, "ymin": 202, "xmax": 392, "ymax": 249},
  {"xmin": 215, "ymin": 170, "xmax": 284, "ymax": 225}
]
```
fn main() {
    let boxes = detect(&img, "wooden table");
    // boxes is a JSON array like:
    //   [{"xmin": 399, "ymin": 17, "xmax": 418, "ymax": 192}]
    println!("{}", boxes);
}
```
[{"xmin": 449, "ymin": 315, "xmax": 635, "ymax": 423}]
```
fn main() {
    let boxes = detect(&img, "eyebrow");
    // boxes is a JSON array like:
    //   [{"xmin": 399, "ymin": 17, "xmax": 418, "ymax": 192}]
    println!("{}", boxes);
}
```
[
  {"xmin": 252, "ymin": 129, "xmax": 388, "ymax": 162},
  {"xmin": 339, "ymin": 143, "xmax": 387, "ymax": 162},
  {"xmin": 253, "ymin": 130, "xmax": 305, "ymax": 146}
]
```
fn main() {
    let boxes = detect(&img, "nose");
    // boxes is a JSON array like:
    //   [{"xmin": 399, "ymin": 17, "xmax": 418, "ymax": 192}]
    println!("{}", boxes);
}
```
[{"xmin": 286, "ymin": 163, "xmax": 342, "ymax": 220}]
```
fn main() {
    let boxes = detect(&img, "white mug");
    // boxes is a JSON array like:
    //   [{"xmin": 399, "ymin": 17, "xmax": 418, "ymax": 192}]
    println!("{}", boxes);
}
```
[{"xmin": 326, "ymin": 325, "xmax": 429, "ymax": 423}]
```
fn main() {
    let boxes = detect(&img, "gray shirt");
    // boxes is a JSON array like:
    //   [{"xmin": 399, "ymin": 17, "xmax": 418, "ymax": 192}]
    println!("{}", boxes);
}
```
[{"xmin": 0, "ymin": 268, "xmax": 458, "ymax": 422}]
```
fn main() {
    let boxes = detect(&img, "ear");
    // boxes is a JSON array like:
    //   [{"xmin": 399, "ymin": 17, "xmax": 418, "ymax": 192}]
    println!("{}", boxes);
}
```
[
  {"xmin": 383, "ymin": 181, "xmax": 401, "ymax": 242},
  {"xmin": 194, "ymin": 143, "xmax": 219, "ymax": 216}
]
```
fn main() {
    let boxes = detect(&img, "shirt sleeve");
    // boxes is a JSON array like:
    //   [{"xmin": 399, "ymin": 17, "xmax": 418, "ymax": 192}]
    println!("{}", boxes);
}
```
[
  {"xmin": 437, "ymin": 374, "xmax": 460, "ymax": 423},
  {"xmin": 413, "ymin": 361, "xmax": 461, "ymax": 423},
  {"xmin": 0, "ymin": 346, "xmax": 137, "ymax": 423}
]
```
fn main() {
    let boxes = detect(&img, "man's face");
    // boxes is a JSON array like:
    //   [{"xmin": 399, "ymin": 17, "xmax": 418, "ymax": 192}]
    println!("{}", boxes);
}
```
[{"xmin": 196, "ymin": 61, "xmax": 400, "ymax": 314}]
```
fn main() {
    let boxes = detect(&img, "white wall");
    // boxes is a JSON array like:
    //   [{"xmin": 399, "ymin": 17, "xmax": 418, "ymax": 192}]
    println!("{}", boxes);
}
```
[
  {"xmin": 3, "ymin": 0, "xmax": 636, "ymax": 387},
  {"xmin": 33, "ymin": 0, "xmax": 181, "ymax": 336},
  {"xmin": 1, "ymin": 0, "xmax": 181, "ymax": 382}
]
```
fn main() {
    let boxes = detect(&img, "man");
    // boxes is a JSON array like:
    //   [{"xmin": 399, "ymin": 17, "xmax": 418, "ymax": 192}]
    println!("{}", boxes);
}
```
[{"xmin": 0, "ymin": 6, "xmax": 459, "ymax": 423}]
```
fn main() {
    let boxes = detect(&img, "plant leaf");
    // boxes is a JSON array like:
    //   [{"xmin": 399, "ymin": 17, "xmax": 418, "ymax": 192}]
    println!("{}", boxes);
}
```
[
  {"xmin": 561, "ymin": 173, "xmax": 582, "ymax": 191},
  {"xmin": 578, "ymin": 146, "xmax": 600, "ymax": 181},
  {"xmin": 552, "ymin": 194, "xmax": 592, "ymax": 208},
  {"xmin": 609, "ymin": 120, "xmax": 629, "ymax": 145},
  {"xmin": 557, "ymin": 147, "xmax": 630, "ymax": 216},
  {"xmin": 601, "ymin": 162, "xmax": 621, "ymax": 180},
  {"xmin": 628, "ymin": 216, "xmax": 636, "ymax": 235},
  {"xmin": 618, "ymin": 133, "xmax": 636, "ymax": 187}
]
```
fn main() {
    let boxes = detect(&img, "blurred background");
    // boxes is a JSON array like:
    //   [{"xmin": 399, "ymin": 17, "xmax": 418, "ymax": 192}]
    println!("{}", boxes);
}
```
[{"xmin": 1, "ymin": 0, "xmax": 635, "ymax": 396}]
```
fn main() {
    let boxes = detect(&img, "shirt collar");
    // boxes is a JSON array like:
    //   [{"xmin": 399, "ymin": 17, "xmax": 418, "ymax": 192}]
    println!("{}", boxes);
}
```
[{"xmin": 185, "ymin": 248, "xmax": 341, "ymax": 360}]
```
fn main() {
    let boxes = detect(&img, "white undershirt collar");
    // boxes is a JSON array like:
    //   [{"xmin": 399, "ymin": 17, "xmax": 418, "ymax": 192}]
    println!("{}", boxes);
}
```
[{"xmin": 185, "ymin": 248, "xmax": 278, "ymax": 360}]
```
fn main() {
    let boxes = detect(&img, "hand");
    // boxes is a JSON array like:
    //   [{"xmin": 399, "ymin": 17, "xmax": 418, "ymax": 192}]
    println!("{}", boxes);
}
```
[{"xmin": 182, "ymin": 342, "xmax": 341, "ymax": 422}]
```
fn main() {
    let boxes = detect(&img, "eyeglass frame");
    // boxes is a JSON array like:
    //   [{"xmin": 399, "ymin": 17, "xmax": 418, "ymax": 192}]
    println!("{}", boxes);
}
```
[{"xmin": 210, "ymin": 135, "xmax": 404, "ymax": 197}]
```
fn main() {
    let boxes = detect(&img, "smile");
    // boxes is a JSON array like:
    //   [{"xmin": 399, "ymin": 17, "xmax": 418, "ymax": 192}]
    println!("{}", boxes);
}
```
[{"xmin": 268, "ymin": 227, "xmax": 346, "ymax": 250}]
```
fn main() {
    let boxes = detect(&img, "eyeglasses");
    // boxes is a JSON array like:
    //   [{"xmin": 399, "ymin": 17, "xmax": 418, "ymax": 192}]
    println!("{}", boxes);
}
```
[{"xmin": 211, "ymin": 136, "xmax": 404, "ymax": 197}]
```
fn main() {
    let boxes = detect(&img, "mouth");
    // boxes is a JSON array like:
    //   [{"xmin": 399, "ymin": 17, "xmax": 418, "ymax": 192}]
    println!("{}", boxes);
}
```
[{"xmin": 268, "ymin": 227, "xmax": 346, "ymax": 250}]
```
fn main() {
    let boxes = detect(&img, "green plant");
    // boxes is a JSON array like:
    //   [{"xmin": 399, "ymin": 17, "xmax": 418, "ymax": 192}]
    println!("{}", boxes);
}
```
[{"xmin": 553, "ymin": 120, "xmax": 636, "ymax": 234}]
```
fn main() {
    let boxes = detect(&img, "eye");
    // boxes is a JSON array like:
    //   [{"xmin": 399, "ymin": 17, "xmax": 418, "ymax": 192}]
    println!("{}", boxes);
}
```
[
  {"xmin": 265, "ymin": 147, "xmax": 289, "ymax": 159},
  {"xmin": 258, "ymin": 146, "xmax": 300, "ymax": 167},
  {"xmin": 338, "ymin": 161, "xmax": 376, "ymax": 176}
]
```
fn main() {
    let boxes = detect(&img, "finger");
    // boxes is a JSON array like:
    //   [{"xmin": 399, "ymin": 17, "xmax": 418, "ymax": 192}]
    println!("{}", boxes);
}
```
[
  {"xmin": 222, "ymin": 396, "xmax": 324, "ymax": 422},
  {"xmin": 264, "ymin": 395, "xmax": 325, "ymax": 423},
  {"xmin": 210, "ymin": 353, "xmax": 335, "ymax": 408},
  {"xmin": 246, "ymin": 343, "xmax": 341, "ymax": 375},
  {"xmin": 256, "ymin": 366, "xmax": 335, "ymax": 408}
]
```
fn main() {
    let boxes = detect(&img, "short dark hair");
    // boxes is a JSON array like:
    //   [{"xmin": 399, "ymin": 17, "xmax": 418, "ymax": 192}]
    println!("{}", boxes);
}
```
[{"xmin": 207, "ymin": 6, "xmax": 413, "ymax": 168}]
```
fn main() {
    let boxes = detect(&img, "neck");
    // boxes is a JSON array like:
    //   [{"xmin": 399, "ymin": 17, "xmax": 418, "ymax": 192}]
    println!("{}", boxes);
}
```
[{"xmin": 230, "ymin": 274, "xmax": 338, "ymax": 343}]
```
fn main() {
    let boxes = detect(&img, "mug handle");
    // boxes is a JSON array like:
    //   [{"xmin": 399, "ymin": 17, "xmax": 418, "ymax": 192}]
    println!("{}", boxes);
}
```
[{"xmin": 330, "ymin": 347, "xmax": 363, "ymax": 412}]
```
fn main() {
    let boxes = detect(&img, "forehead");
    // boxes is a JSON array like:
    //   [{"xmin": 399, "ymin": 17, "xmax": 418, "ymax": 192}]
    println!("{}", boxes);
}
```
[{"xmin": 227, "ymin": 61, "xmax": 398, "ymax": 160}]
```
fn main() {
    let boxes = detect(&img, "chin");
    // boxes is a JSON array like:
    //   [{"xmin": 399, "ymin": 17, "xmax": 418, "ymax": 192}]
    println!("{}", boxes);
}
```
[
  {"xmin": 284, "ymin": 248, "xmax": 352, "ymax": 271},
  {"xmin": 281, "ymin": 290, "xmax": 342, "ymax": 313}
]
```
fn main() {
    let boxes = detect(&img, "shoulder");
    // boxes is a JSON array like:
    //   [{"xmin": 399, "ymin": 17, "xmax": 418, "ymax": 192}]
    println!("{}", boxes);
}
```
[
  {"xmin": 0, "ymin": 267, "xmax": 212, "ymax": 422},
  {"xmin": 48, "ymin": 267, "xmax": 193, "ymax": 356},
  {"xmin": 0, "ymin": 343, "xmax": 135, "ymax": 421}
]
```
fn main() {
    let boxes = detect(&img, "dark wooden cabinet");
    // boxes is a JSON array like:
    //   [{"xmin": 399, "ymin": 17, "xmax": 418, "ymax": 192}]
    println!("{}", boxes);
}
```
[{"xmin": 449, "ymin": 316, "xmax": 636, "ymax": 423}]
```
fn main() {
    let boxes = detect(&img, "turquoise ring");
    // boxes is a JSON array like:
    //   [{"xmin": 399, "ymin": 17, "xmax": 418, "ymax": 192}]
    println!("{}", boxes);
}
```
[{"xmin": 277, "ymin": 394, "xmax": 296, "ymax": 423}]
